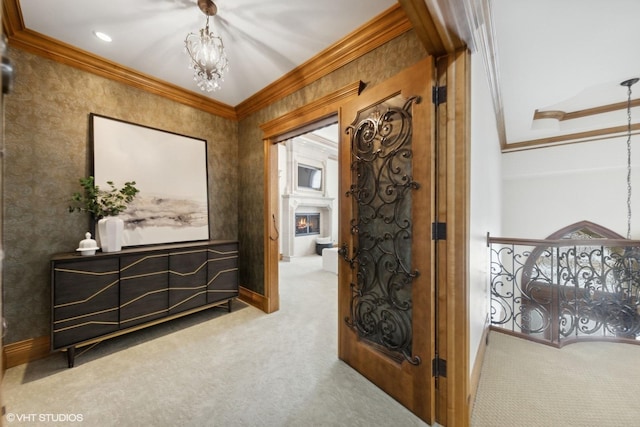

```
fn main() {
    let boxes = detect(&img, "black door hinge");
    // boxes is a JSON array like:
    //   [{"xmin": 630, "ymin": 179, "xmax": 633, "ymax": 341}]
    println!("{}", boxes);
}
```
[
  {"xmin": 432, "ymin": 85, "xmax": 447, "ymax": 106},
  {"xmin": 432, "ymin": 357, "xmax": 447, "ymax": 378},
  {"xmin": 432, "ymin": 222, "xmax": 447, "ymax": 241}
]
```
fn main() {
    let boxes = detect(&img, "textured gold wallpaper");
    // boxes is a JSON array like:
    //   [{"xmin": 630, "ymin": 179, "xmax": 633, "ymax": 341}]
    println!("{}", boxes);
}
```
[
  {"xmin": 3, "ymin": 47, "xmax": 238, "ymax": 344},
  {"xmin": 3, "ymin": 29, "xmax": 426, "ymax": 344},
  {"xmin": 237, "ymin": 30, "xmax": 428, "ymax": 294}
]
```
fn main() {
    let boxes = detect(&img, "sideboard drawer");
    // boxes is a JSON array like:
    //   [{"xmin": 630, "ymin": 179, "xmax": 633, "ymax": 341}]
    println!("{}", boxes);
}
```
[
  {"xmin": 169, "ymin": 248, "xmax": 208, "ymax": 315},
  {"xmin": 52, "ymin": 258, "xmax": 119, "ymax": 349},
  {"xmin": 120, "ymin": 252, "xmax": 169, "ymax": 329},
  {"xmin": 207, "ymin": 243, "xmax": 239, "ymax": 303}
]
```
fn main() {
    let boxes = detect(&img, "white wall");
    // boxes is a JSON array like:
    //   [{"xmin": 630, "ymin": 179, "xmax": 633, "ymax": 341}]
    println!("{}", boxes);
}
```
[
  {"xmin": 326, "ymin": 158, "xmax": 339, "ymax": 244},
  {"xmin": 469, "ymin": 50, "xmax": 502, "ymax": 375},
  {"xmin": 278, "ymin": 143, "xmax": 287, "ymax": 255},
  {"xmin": 502, "ymin": 136, "xmax": 640, "ymax": 239}
]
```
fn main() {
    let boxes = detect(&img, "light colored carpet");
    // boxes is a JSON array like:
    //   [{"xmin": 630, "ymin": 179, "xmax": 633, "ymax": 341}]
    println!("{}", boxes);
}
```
[
  {"xmin": 471, "ymin": 331, "xmax": 640, "ymax": 426},
  {"xmin": 3, "ymin": 256, "xmax": 427, "ymax": 427},
  {"xmin": 8, "ymin": 255, "xmax": 636, "ymax": 426}
]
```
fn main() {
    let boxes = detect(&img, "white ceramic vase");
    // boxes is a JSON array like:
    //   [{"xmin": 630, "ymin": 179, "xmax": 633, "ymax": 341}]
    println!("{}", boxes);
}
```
[{"xmin": 97, "ymin": 216, "xmax": 124, "ymax": 252}]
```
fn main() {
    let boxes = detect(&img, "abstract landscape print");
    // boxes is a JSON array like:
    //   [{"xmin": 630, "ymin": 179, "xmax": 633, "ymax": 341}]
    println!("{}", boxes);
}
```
[{"xmin": 91, "ymin": 114, "xmax": 209, "ymax": 247}]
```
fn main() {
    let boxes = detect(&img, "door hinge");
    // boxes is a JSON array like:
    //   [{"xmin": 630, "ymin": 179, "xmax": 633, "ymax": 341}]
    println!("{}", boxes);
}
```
[
  {"xmin": 432, "ymin": 85, "xmax": 447, "ymax": 106},
  {"xmin": 432, "ymin": 357, "xmax": 447, "ymax": 378},
  {"xmin": 432, "ymin": 222, "xmax": 447, "ymax": 241}
]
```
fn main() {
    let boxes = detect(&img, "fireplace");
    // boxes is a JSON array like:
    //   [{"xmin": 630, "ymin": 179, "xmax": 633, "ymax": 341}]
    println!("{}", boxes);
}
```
[
  {"xmin": 295, "ymin": 213, "xmax": 320, "ymax": 236},
  {"xmin": 281, "ymin": 194, "xmax": 334, "ymax": 260}
]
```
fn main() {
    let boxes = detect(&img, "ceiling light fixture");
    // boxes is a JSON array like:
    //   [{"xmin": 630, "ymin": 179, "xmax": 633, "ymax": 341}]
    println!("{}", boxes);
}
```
[
  {"xmin": 93, "ymin": 31, "xmax": 112, "ymax": 43},
  {"xmin": 184, "ymin": 0, "xmax": 228, "ymax": 92}
]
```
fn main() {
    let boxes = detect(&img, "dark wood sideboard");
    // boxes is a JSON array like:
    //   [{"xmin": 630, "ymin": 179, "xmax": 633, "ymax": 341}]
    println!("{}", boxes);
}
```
[{"xmin": 51, "ymin": 240, "xmax": 239, "ymax": 367}]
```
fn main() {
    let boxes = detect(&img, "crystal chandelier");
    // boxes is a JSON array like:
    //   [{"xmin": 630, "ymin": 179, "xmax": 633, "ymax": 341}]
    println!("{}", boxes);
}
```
[{"xmin": 184, "ymin": 0, "xmax": 228, "ymax": 92}]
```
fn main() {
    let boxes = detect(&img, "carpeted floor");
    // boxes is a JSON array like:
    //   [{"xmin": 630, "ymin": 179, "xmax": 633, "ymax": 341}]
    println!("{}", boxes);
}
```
[
  {"xmin": 3, "ymin": 256, "xmax": 427, "ymax": 427},
  {"xmin": 5, "ymin": 255, "xmax": 640, "ymax": 426},
  {"xmin": 471, "ymin": 331, "xmax": 640, "ymax": 426}
]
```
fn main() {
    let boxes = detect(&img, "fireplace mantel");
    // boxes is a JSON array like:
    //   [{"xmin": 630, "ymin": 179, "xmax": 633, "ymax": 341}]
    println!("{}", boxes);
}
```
[
  {"xmin": 278, "ymin": 133, "xmax": 338, "ymax": 261},
  {"xmin": 282, "ymin": 193, "xmax": 334, "ymax": 209},
  {"xmin": 281, "ymin": 193, "xmax": 334, "ymax": 260}
]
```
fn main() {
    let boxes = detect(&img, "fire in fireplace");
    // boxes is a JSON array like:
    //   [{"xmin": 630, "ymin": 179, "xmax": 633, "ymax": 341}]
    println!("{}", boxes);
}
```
[{"xmin": 295, "ymin": 213, "xmax": 320, "ymax": 236}]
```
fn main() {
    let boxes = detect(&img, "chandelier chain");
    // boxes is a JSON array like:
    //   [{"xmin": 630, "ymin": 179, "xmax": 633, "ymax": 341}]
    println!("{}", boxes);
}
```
[{"xmin": 626, "ymin": 82, "xmax": 633, "ymax": 239}]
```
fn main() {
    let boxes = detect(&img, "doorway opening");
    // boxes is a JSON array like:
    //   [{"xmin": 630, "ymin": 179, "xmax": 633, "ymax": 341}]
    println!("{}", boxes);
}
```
[
  {"xmin": 275, "ymin": 121, "xmax": 339, "ymax": 313},
  {"xmin": 261, "ymin": 81, "xmax": 364, "ymax": 314},
  {"xmin": 277, "ymin": 123, "xmax": 339, "ymax": 262}
]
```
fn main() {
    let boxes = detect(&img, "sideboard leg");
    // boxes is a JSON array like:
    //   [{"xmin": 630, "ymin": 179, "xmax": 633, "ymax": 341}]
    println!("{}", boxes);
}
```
[
  {"xmin": 227, "ymin": 299, "xmax": 232, "ymax": 313},
  {"xmin": 67, "ymin": 346, "xmax": 76, "ymax": 368}
]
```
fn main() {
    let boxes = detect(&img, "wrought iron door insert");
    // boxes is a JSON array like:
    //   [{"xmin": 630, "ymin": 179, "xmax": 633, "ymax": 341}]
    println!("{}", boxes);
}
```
[{"xmin": 344, "ymin": 95, "xmax": 421, "ymax": 364}]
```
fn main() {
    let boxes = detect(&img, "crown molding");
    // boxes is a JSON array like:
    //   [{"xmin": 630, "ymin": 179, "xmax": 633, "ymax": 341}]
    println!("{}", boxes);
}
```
[
  {"xmin": 2, "ymin": 0, "xmax": 411, "ymax": 122},
  {"xmin": 236, "ymin": 4, "xmax": 411, "ymax": 120},
  {"xmin": 534, "ymin": 98, "xmax": 640, "ymax": 122},
  {"xmin": 399, "ymin": 0, "xmax": 478, "ymax": 56},
  {"xmin": 2, "ymin": 0, "xmax": 238, "ymax": 120},
  {"xmin": 398, "ymin": 0, "xmax": 445, "ymax": 54},
  {"xmin": 502, "ymin": 124, "xmax": 640, "ymax": 152},
  {"xmin": 458, "ymin": 0, "xmax": 507, "ymax": 149}
]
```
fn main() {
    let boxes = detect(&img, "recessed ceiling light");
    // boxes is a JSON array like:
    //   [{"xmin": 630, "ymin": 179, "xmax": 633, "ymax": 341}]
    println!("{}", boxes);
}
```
[{"xmin": 93, "ymin": 31, "xmax": 112, "ymax": 43}]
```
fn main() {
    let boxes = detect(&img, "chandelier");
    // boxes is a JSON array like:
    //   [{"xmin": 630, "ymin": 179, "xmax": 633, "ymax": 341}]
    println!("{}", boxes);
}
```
[{"xmin": 184, "ymin": 0, "xmax": 228, "ymax": 92}]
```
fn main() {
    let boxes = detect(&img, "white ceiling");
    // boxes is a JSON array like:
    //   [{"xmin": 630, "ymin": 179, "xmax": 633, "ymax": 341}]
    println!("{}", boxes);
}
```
[
  {"xmin": 492, "ymin": 0, "xmax": 640, "ymax": 145},
  {"xmin": 14, "ymin": 0, "xmax": 640, "ymax": 147},
  {"xmin": 18, "ymin": 0, "xmax": 396, "ymax": 107}
]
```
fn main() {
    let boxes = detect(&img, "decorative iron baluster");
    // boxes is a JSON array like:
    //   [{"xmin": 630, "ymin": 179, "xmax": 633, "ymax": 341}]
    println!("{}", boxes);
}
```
[{"xmin": 489, "ymin": 234, "xmax": 640, "ymax": 347}]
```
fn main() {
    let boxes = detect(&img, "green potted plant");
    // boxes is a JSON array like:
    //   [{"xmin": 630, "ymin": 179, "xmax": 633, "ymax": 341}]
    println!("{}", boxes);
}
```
[
  {"xmin": 69, "ymin": 176, "xmax": 139, "ymax": 219},
  {"xmin": 69, "ymin": 176, "xmax": 139, "ymax": 252}
]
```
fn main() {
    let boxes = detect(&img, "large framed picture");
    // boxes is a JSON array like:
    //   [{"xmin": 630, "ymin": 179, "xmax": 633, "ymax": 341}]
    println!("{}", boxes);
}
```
[{"xmin": 90, "ymin": 113, "xmax": 210, "ymax": 247}]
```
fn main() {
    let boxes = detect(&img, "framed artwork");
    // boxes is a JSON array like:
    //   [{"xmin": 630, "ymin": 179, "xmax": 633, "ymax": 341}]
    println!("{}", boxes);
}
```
[{"xmin": 90, "ymin": 113, "xmax": 210, "ymax": 247}]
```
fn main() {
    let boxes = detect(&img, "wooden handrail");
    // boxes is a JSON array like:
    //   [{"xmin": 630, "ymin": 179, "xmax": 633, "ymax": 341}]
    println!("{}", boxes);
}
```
[{"xmin": 487, "ymin": 234, "xmax": 640, "ymax": 248}]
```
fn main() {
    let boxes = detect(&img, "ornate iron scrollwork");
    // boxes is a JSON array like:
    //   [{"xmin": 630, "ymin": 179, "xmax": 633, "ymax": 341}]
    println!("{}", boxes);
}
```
[
  {"xmin": 344, "ymin": 95, "xmax": 421, "ymax": 365},
  {"xmin": 490, "ymin": 238, "xmax": 640, "ymax": 346}
]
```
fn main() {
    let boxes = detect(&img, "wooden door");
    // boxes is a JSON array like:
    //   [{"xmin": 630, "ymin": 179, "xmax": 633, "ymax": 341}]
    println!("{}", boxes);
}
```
[{"xmin": 338, "ymin": 57, "xmax": 435, "ymax": 423}]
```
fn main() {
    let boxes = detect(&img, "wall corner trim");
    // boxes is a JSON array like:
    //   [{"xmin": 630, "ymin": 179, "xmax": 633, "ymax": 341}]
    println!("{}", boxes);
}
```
[
  {"xmin": 468, "ymin": 322, "xmax": 490, "ymax": 415},
  {"xmin": 238, "ymin": 286, "xmax": 270, "ymax": 313}
]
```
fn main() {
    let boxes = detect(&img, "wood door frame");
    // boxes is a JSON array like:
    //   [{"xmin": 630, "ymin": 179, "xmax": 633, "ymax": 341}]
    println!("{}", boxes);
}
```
[
  {"xmin": 396, "ymin": 1, "xmax": 473, "ymax": 422},
  {"xmin": 434, "ymin": 50, "xmax": 470, "ymax": 426},
  {"xmin": 260, "ymin": 81, "xmax": 365, "ymax": 313}
]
